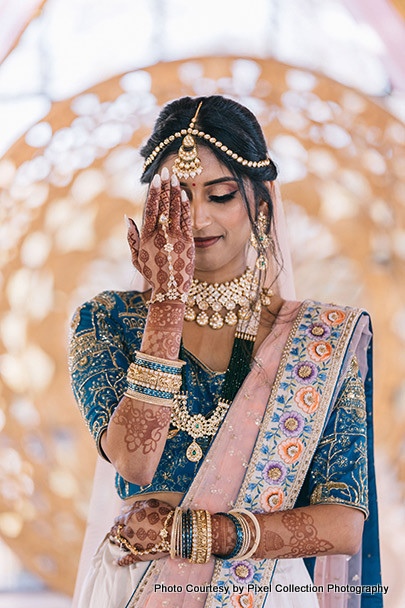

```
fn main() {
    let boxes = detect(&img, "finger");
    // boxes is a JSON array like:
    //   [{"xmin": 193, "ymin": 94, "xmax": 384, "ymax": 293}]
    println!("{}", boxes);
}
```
[
  {"xmin": 180, "ymin": 189, "xmax": 193, "ymax": 239},
  {"xmin": 144, "ymin": 173, "xmax": 161, "ymax": 237},
  {"xmin": 158, "ymin": 166, "xmax": 170, "ymax": 223},
  {"xmin": 126, "ymin": 216, "xmax": 141, "ymax": 271},
  {"xmin": 169, "ymin": 174, "xmax": 182, "ymax": 232},
  {"xmin": 117, "ymin": 553, "xmax": 140, "ymax": 566}
]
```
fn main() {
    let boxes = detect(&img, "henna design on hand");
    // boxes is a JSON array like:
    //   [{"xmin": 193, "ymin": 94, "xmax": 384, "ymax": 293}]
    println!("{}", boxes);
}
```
[
  {"xmin": 126, "ymin": 173, "xmax": 195, "ymax": 298},
  {"xmin": 279, "ymin": 511, "xmax": 333, "ymax": 558},
  {"xmin": 110, "ymin": 499, "xmax": 174, "ymax": 567},
  {"xmin": 111, "ymin": 397, "xmax": 171, "ymax": 454}
]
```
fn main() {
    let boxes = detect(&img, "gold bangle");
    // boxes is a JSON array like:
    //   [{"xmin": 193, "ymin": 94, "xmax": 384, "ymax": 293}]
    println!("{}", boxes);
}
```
[
  {"xmin": 124, "ymin": 390, "xmax": 174, "ymax": 408},
  {"xmin": 229, "ymin": 508, "xmax": 261, "ymax": 560},
  {"xmin": 134, "ymin": 351, "xmax": 185, "ymax": 370},
  {"xmin": 206, "ymin": 510, "xmax": 212, "ymax": 563},
  {"xmin": 170, "ymin": 507, "xmax": 182, "ymax": 560},
  {"xmin": 190, "ymin": 510, "xmax": 198, "ymax": 564},
  {"xmin": 127, "ymin": 364, "xmax": 183, "ymax": 394},
  {"xmin": 195, "ymin": 510, "xmax": 208, "ymax": 564}
]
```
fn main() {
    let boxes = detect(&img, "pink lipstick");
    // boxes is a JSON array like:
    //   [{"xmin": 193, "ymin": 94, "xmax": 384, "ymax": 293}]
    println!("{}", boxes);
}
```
[{"xmin": 194, "ymin": 236, "xmax": 221, "ymax": 249}]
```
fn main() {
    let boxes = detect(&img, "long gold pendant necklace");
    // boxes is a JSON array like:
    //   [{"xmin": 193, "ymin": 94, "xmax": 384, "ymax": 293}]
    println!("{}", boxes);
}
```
[{"xmin": 171, "ymin": 269, "xmax": 272, "ymax": 461}]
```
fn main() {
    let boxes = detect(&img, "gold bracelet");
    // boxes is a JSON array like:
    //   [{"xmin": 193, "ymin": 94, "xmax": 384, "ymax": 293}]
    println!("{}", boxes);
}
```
[
  {"xmin": 134, "ymin": 351, "xmax": 185, "ymax": 370},
  {"xmin": 206, "ymin": 510, "xmax": 212, "ymax": 563},
  {"xmin": 195, "ymin": 510, "xmax": 207, "ymax": 564},
  {"xmin": 229, "ymin": 508, "xmax": 261, "ymax": 560},
  {"xmin": 188, "ymin": 509, "xmax": 212, "ymax": 564},
  {"xmin": 170, "ymin": 506, "xmax": 182, "ymax": 560},
  {"xmin": 190, "ymin": 509, "xmax": 198, "ymax": 563},
  {"xmin": 112, "ymin": 509, "xmax": 174, "ymax": 557},
  {"xmin": 127, "ymin": 364, "xmax": 183, "ymax": 394}
]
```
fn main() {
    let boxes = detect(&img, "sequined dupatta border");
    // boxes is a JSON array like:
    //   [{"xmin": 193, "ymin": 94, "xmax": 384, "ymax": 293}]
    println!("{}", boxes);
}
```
[
  {"xmin": 204, "ymin": 304, "xmax": 367, "ymax": 608},
  {"xmin": 126, "ymin": 301, "xmax": 370, "ymax": 608}
]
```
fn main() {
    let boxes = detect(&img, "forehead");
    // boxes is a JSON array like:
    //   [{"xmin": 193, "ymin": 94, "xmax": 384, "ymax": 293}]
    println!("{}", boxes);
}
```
[{"xmin": 161, "ymin": 145, "xmax": 234, "ymax": 182}]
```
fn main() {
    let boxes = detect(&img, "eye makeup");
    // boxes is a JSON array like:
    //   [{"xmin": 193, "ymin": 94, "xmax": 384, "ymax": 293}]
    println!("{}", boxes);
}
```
[{"xmin": 209, "ymin": 190, "xmax": 238, "ymax": 203}]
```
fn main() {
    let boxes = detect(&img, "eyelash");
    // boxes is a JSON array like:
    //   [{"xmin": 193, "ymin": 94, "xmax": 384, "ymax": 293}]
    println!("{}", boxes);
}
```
[{"xmin": 209, "ymin": 190, "xmax": 238, "ymax": 203}]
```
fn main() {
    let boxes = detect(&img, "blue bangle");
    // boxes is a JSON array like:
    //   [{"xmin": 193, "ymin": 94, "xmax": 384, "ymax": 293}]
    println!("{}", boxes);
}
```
[
  {"xmin": 186, "ymin": 510, "xmax": 193, "ymax": 560},
  {"xmin": 134, "ymin": 357, "xmax": 183, "ymax": 376},
  {"xmin": 181, "ymin": 511, "xmax": 187, "ymax": 559},
  {"xmin": 214, "ymin": 512, "xmax": 244, "ymax": 559},
  {"xmin": 126, "ymin": 382, "xmax": 173, "ymax": 400}
]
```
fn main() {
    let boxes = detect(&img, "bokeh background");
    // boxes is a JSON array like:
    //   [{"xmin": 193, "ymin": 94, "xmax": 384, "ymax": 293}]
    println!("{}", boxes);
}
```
[{"xmin": 0, "ymin": 1, "xmax": 405, "ymax": 606}]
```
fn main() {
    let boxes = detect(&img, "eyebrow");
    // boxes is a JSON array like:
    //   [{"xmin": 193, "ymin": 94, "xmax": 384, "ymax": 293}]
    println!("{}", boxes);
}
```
[{"xmin": 180, "ymin": 177, "xmax": 238, "ymax": 187}]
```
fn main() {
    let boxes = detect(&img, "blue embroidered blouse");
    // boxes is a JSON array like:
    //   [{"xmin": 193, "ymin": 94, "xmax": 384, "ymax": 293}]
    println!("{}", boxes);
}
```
[{"xmin": 69, "ymin": 290, "xmax": 368, "ymax": 516}]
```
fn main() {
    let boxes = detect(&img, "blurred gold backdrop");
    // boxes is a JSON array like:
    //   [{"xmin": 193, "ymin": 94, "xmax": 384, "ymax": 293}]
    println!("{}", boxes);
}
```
[{"xmin": 0, "ymin": 57, "xmax": 404, "ymax": 595}]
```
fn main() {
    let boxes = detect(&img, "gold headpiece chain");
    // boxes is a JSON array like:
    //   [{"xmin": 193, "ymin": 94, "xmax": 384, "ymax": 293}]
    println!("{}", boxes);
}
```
[{"xmin": 143, "ymin": 101, "xmax": 271, "ymax": 178}]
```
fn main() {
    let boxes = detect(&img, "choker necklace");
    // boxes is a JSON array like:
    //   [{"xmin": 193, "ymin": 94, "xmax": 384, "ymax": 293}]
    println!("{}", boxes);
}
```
[{"xmin": 184, "ymin": 267, "xmax": 272, "ymax": 330}]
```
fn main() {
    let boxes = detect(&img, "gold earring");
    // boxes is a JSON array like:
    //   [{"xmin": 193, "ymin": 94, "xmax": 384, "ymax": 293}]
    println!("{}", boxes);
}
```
[{"xmin": 250, "ymin": 211, "xmax": 271, "ymax": 270}]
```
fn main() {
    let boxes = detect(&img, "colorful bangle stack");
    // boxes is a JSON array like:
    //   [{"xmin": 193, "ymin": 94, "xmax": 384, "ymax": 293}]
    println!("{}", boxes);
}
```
[
  {"xmin": 216, "ymin": 513, "xmax": 244, "ymax": 558},
  {"xmin": 230, "ymin": 508, "xmax": 261, "ymax": 560},
  {"xmin": 170, "ymin": 507, "xmax": 212, "ymax": 564},
  {"xmin": 214, "ymin": 509, "xmax": 261, "ymax": 561},
  {"xmin": 125, "ymin": 351, "xmax": 184, "ymax": 407}
]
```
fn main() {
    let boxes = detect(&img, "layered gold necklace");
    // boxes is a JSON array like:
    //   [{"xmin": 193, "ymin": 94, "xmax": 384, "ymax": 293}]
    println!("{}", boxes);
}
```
[
  {"xmin": 171, "ymin": 268, "xmax": 273, "ymax": 461},
  {"xmin": 184, "ymin": 267, "xmax": 272, "ymax": 330}
]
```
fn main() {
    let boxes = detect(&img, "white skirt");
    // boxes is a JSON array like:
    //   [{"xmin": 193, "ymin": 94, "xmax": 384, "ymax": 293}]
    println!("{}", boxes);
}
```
[{"xmin": 76, "ymin": 537, "xmax": 320, "ymax": 608}]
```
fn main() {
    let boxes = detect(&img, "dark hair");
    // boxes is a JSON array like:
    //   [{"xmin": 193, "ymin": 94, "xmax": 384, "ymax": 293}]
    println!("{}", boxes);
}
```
[{"xmin": 140, "ymin": 96, "xmax": 280, "ymax": 287}]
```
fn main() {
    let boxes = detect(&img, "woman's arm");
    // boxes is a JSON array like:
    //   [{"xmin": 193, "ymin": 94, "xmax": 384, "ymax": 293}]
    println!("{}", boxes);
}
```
[
  {"xmin": 100, "ymin": 300, "xmax": 185, "ymax": 485},
  {"xmin": 212, "ymin": 503, "xmax": 364, "ymax": 560},
  {"xmin": 100, "ymin": 169, "xmax": 194, "ymax": 485},
  {"xmin": 110, "ymin": 500, "xmax": 364, "ymax": 566}
]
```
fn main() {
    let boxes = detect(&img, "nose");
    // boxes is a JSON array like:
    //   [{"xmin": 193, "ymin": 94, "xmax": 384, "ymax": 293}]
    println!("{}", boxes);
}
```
[{"xmin": 190, "ymin": 198, "xmax": 212, "ymax": 231}]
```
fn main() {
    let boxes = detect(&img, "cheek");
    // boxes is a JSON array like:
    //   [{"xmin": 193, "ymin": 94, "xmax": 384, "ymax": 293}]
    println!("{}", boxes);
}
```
[{"xmin": 220, "ymin": 202, "xmax": 251, "ymax": 232}]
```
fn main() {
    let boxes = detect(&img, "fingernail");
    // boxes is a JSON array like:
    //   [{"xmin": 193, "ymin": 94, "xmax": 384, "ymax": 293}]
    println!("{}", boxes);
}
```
[
  {"xmin": 161, "ymin": 167, "xmax": 169, "ymax": 180},
  {"xmin": 181, "ymin": 190, "xmax": 188, "ymax": 202},
  {"xmin": 152, "ymin": 173, "xmax": 161, "ymax": 187},
  {"xmin": 124, "ymin": 214, "xmax": 131, "ymax": 228},
  {"xmin": 171, "ymin": 174, "xmax": 179, "ymax": 187}
]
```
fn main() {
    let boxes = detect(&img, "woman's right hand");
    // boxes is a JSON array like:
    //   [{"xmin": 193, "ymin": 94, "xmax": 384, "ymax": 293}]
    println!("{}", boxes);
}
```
[{"xmin": 127, "ymin": 167, "xmax": 195, "ymax": 300}]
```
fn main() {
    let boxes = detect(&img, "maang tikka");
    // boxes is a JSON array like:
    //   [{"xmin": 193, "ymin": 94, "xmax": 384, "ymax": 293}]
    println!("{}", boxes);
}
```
[
  {"xmin": 172, "ymin": 102, "xmax": 203, "ymax": 180},
  {"xmin": 250, "ymin": 210, "xmax": 272, "ymax": 270}
]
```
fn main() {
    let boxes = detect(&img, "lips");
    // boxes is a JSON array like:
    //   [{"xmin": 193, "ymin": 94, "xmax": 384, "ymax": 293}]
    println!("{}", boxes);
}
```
[{"xmin": 193, "ymin": 236, "xmax": 221, "ymax": 248}]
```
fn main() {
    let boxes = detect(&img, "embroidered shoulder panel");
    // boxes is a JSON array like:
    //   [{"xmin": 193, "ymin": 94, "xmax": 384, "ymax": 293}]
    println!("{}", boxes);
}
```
[{"xmin": 309, "ymin": 354, "xmax": 369, "ymax": 517}]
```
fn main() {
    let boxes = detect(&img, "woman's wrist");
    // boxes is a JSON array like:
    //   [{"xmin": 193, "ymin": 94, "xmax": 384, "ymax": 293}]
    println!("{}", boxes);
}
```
[
  {"xmin": 211, "ymin": 513, "xmax": 237, "ymax": 556},
  {"xmin": 141, "ymin": 300, "xmax": 186, "ymax": 360}
]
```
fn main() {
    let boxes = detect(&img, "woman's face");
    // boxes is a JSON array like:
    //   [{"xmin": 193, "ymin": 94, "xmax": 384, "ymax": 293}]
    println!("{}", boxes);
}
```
[{"xmin": 159, "ymin": 146, "xmax": 254, "ymax": 282}]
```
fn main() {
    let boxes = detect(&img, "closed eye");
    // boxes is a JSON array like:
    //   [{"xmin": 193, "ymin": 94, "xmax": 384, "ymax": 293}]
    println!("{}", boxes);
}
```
[{"xmin": 209, "ymin": 190, "xmax": 238, "ymax": 203}]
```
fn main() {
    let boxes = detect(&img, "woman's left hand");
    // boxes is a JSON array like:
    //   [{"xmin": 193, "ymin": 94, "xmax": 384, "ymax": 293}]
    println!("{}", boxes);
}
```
[{"xmin": 109, "ymin": 498, "xmax": 173, "ymax": 566}]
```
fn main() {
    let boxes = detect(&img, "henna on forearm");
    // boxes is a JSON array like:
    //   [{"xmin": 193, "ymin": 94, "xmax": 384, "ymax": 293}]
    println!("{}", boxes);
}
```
[
  {"xmin": 278, "ymin": 511, "xmax": 333, "ymax": 558},
  {"xmin": 111, "ymin": 397, "xmax": 171, "ymax": 454},
  {"xmin": 141, "ymin": 301, "xmax": 185, "ymax": 360},
  {"xmin": 254, "ymin": 507, "xmax": 335, "ymax": 560},
  {"xmin": 263, "ymin": 530, "xmax": 285, "ymax": 551}
]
